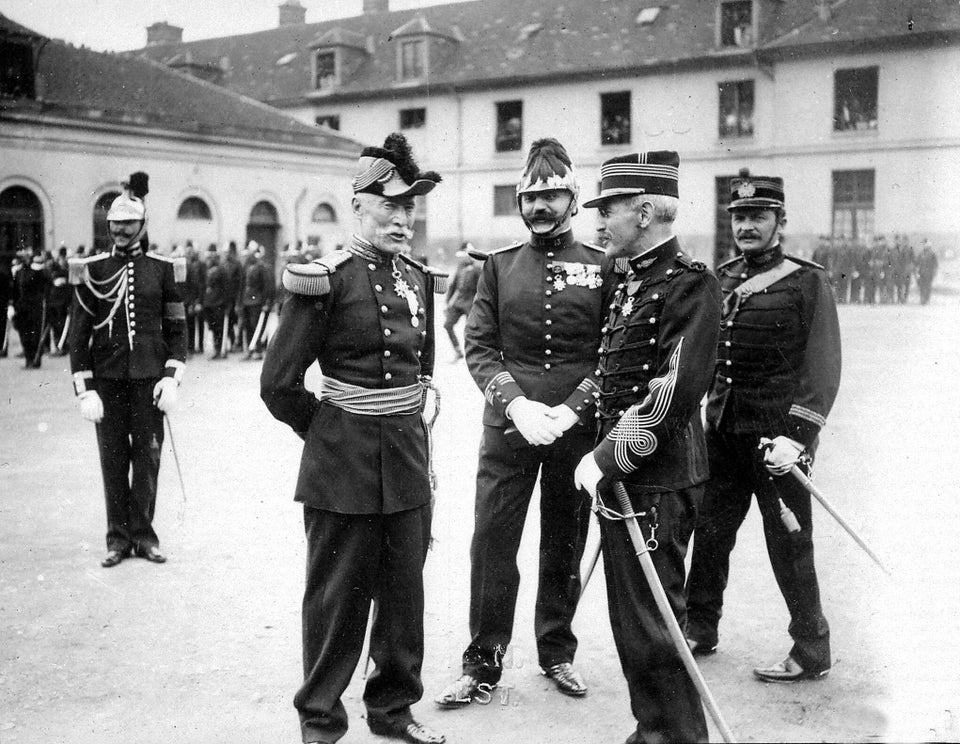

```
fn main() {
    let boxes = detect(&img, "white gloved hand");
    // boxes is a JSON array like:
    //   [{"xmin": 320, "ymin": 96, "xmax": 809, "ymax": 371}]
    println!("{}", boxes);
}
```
[
  {"xmin": 761, "ymin": 435, "xmax": 804, "ymax": 476},
  {"xmin": 153, "ymin": 377, "xmax": 179, "ymax": 414},
  {"xmin": 546, "ymin": 404, "xmax": 580, "ymax": 436},
  {"xmin": 506, "ymin": 397, "xmax": 558, "ymax": 446},
  {"xmin": 78, "ymin": 390, "xmax": 103, "ymax": 423},
  {"xmin": 573, "ymin": 452, "xmax": 604, "ymax": 500}
]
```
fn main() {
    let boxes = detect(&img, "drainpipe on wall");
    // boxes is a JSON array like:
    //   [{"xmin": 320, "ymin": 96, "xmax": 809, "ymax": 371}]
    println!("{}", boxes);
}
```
[{"xmin": 455, "ymin": 92, "xmax": 464, "ymax": 253}]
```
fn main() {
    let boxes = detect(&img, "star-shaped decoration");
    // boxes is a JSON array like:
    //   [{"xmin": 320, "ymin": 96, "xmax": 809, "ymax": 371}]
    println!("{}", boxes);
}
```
[{"xmin": 553, "ymin": 277, "xmax": 567, "ymax": 292}]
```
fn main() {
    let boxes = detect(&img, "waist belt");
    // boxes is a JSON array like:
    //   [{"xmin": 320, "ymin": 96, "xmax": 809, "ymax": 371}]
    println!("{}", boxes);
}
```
[{"xmin": 320, "ymin": 375, "xmax": 422, "ymax": 416}]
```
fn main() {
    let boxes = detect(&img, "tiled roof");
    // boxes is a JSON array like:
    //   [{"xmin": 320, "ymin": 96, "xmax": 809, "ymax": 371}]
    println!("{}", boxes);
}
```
[
  {"xmin": 130, "ymin": 0, "xmax": 960, "ymax": 106},
  {"xmin": 765, "ymin": 0, "xmax": 960, "ymax": 50},
  {"xmin": 0, "ymin": 13, "xmax": 360, "ymax": 153}
]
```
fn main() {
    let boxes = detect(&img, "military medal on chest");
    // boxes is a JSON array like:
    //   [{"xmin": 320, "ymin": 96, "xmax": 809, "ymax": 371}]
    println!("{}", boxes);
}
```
[{"xmin": 391, "ymin": 259, "xmax": 420, "ymax": 327}]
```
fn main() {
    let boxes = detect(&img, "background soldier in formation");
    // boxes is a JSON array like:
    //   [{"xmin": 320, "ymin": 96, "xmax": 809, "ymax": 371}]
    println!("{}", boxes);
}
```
[
  {"xmin": 437, "ymin": 138, "xmax": 618, "ymax": 707},
  {"xmin": 68, "ymin": 183, "xmax": 186, "ymax": 568},
  {"xmin": 182, "ymin": 243, "xmax": 206, "ymax": 356},
  {"xmin": 916, "ymin": 239, "xmax": 939, "ymax": 304},
  {"xmin": 441, "ymin": 244, "xmax": 480, "ymax": 361},
  {"xmin": 239, "ymin": 242, "xmax": 274, "ymax": 359},
  {"xmin": 685, "ymin": 172, "xmax": 841, "ymax": 683},
  {"xmin": 13, "ymin": 247, "xmax": 49, "ymax": 368},
  {"xmin": 261, "ymin": 133, "xmax": 446, "ymax": 744},
  {"xmin": 202, "ymin": 247, "xmax": 228, "ymax": 359},
  {"xmin": 574, "ymin": 151, "xmax": 721, "ymax": 744}
]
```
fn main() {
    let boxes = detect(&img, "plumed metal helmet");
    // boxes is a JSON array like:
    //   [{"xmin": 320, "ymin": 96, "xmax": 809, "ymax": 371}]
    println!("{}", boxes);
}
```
[
  {"xmin": 106, "ymin": 192, "xmax": 146, "ymax": 222},
  {"xmin": 516, "ymin": 138, "xmax": 580, "ymax": 203}
]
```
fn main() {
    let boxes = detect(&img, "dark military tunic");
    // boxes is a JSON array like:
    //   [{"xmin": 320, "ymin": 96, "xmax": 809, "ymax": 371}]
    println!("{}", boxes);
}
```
[
  {"xmin": 461, "ymin": 229, "xmax": 619, "ymax": 680},
  {"xmin": 260, "ymin": 236, "xmax": 444, "ymax": 743},
  {"xmin": 14, "ymin": 259, "xmax": 49, "ymax": 366},
  {"xmin": 590, "ymin": 237, "xmax": 720, "ymax": 744},
  {"xmin": 68, "ymin": 246, "xmax": 186, "ymax": 553},
  {"xmin": 686, "ymin": 243, "xmax": 841, "ymax": 675}
]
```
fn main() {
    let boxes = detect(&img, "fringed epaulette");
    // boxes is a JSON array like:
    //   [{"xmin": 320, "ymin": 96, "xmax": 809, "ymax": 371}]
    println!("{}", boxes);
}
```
[
  {"xmin": 147, "ymin": 252, "xmax": 187, "ymax": 283},
  {"xmin": 583, "ymin": 242, "xmax": 606, "ymax": 253},
  {"xmin": 68, "ymin": 254, "xmax": 108, "ymax": 285},
  {"xmin": 282, "ymin": 250, "xmax": 352, "ymax": 296},
  {"xmin": 676, "ymin": 253, "xmax": 707, "ymax": 272},
  {"xmin": 786, "ymin": 254, "xmax": 823, "ymax": 270},
  {"xmin": 397, "ymin": 253, "xmax": 450, "ymax": 294}
]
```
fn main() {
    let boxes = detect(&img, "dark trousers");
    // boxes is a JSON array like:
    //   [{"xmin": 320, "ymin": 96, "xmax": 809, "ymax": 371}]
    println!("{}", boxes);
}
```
[
  {"xmin": 16, "ymin": 305, "xmax": 44, "ymax": 365},
  {"xmin": 442, "ymin": 304, "xmax": 468, "ymax": 354},
  {"xmin": 463, "ymin": 425, "xmax": 592, "ymax": 682},
  {"xmin": 600, "ymin": 485, "xmax": 707, "ymax": 744},
  {"xmin": 204, "ymin": 306, "xmax": 227, "ymax": 355},
  {"xmin": 186, "ymin": 307, "xmax": 204, "ymax": 353},
  {"xmin": 241, "ymin": 305, "xmax": 266, "ymax": 354},
  {"xmin": 685, "ymin": 429, "xmax": 831, "ymax": 672},
  {"xmin": 95, "ymin": 378, "xmax": 164, "ymax": 553},
  {"xmin": 48, "ymin": 304, "xmax": 69, "ymax": 351},
  {"xmin": 298, "ymin": 505, "xmax": 431, "ymax": 744}
]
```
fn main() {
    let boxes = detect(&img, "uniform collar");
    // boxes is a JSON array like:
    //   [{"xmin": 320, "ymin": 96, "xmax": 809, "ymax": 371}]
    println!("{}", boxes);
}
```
[
  {"xmin": 529, "ymin": 229, "xmax": 575, "ymax": 251},
  {"xmin": 628, "ymin": 235, "xmax": 678, "ymax": 273},
  {"xmin": 742, "ymin": 242, "xmax": 783, "ymax": 269},
  {"xmin": 349, "ymin": 235, "xmax": 391, "ymax": 264},
  {"xmin": 112, "ymin": 244, "xmax": 143, "ymax": 258}
]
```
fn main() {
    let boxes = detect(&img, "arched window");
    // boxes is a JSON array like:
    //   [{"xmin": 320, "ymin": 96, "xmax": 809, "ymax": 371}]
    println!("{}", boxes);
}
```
[
  {"xmin": 93, "ymin": 191, "xmax": 121, "ymax": 254},
  {"xmin": 177, "ymin": 196, "xmax": 212, "ymax": 220},
  {"xmin": 311, "ymin": 203, "xmax": 337, "ymax": 224},
  {"xmin": 249, "ymin": 200, "xmax": 279, "ymax": 225},
  {"xmin": 0, "ymin": 186, "xmax": 43, "ymax": 262}
]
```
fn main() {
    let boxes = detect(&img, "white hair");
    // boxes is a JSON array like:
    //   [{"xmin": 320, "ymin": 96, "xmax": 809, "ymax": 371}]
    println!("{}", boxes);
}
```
[{"xmin": 630, "ymin": 194, "xmax": 678, "ymax": 224}]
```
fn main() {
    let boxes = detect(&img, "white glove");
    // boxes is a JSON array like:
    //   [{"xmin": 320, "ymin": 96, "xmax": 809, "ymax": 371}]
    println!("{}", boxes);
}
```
[
  {"xmin": 573, "ymin": 452, "xmax": 604, "ymax": 500},
  {"xmin": 761, "ymin": 435, "xmax": 804, "ymax": 476},
  {"xmin": 506, "ymin": 397, "xmax": 558, "ymax": 446},
  {"xmin": 78, "ymin": 391, "xmax": 103, "ymax": 423},
  {"xmin": 545, "ymin": 404, "xmax": 580, "ymax": 437},
  {"xmin": 153, "ymin": 377, "xmax": 179, "ymax": 414}
]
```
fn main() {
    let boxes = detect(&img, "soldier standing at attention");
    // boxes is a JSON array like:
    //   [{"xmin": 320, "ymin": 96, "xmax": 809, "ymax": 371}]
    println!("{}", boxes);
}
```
[
  {"xmin": 684, "ymin": 172, "xmax": 841, "ymax": 683},
  {"xmin": 436, "ymin": 138, "xmax": 619, "ymax": 706},
  {"xmin": 261, "ymin": 133, "xmax": 446, "ymax": 744},
  {"xmin": 573, "ymin": 151, "xmax": 721, "ymax": 744},
  {"xmin": 68, "ymin": 186, "xmax": 187, "ymax": 568}
]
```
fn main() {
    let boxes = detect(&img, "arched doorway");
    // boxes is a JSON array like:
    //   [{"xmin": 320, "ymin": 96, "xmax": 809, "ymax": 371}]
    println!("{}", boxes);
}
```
[
  {"xmin": 93, "ymin": 191, "xmax": 121, "ymax": 254},
  {"xmin": 0, "ymin": 186, "xmax": 43, "ymax": 262},
  {"xmin": 247, "ymin": 201, "xmax": 280, "ymax": 264}
]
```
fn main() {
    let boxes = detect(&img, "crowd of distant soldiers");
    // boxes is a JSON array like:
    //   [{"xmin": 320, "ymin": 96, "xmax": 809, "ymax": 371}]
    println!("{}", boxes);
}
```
[{"xmin": 810, "ymin": 234, "xmax": 940, "ymax": 305}]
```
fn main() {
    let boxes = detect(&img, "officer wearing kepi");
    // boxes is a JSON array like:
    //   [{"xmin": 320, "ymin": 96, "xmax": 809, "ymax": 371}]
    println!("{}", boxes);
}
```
[
  {"xmin": 685, "ymin": 172, "xmax": 841, "ymax": 683},
  {"xmin": 436, "ymin": 138, "xmax": 619, "ymax": 707},
  {"xmin": 261, "ymin": 133, "xmax": 446, "ymax": 744},
  {"xmin": 68, "ymin": 177, "xmax": 187, "ymax": 568},
  {"xmin": 573, "ymin": 151, "xmax": 721, "ymax": 744}
]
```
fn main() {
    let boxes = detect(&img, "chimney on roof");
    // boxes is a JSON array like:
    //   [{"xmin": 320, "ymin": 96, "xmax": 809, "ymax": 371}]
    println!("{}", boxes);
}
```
[
  {"xmin": 279, "ymin": 0, "xmax": 307, "ymax": 26},
  {"xmin": 816, "ymin": 0, "xmax": 832, "ymax": 22},
  {"xmin": 146, "ymin": 21, "xmax": 183, "ymax": 46},
  {"xmin": 363, "ymin": 0, "xmax": 389, "ymax": 13}
]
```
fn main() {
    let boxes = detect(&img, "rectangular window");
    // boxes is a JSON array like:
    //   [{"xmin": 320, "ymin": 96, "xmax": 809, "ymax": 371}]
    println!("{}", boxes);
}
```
[
  {"xmin": 720, "ymin": 1, "xmax": 753, "ymax": 47},
  {"xmin": 832, "ymin": 170, "xmax": 875, "ymax": 240},
  {"xmin": 714, "ymin": 175, "xmax": 738, "ymax": 266},
  {"xmin": 494, "ymin": 185, "xmax": 518, "ymax": 216},
  {"xmin": 400, "ymin": 39, "xmax": 425, "ymax": 81},
  {"xmin": 718, "ymin": 80, "xmax": 754, "ymax": 137},
  {"xmin": 834, "ymin": 66, "xmax": 879, "ymax": 131},
  {"xmin": 399, "ymin": 107, "xmax": 426, "ymax": 129},
  {"xmin": 600, "ymin": 91, "xmax": 631, "ymax": 146},
  {"xmin": 0, "ymin": 41, "xmax": 35, "ymax": 99},
  {"xmin": 314, "ymin": 51, "xmax": 337, "ymax": 90},
  {"xmin": 495, "ymin": 100, "xmax": 523, "ymax": 152},
  {"xmin": 315, "ymin": 115, "xmax": 341, "ymax": 131}
]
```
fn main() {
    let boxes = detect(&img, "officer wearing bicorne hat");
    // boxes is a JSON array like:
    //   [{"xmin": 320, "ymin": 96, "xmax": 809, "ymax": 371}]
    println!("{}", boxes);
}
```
[
  {"xmin": 261, "ymin": 133, "xmax": 447, "ymax": 744},
  {"xmin": 684, "ymin": 171, "xmax": 841, "ymax": 683},
  {"xmin": 435, "ymin": 138, "xmax": 620, "ymax": 708},
  {"xmin": 68, "ymin": 176, "xmax": 187, "ymax": 568},
  {"xmin": 573, "ymin": 151, "xmax": 721, "ymax": 743}
]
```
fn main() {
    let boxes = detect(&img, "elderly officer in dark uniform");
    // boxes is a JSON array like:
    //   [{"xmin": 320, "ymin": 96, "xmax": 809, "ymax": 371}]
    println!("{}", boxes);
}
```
[
  {"xmin": 684, "ymin": 173, "xmax": 841, "ymax": 683},
  {"xmin": 261, "ymin": 133, "xmax": 446, "ymax": 744},
  {"xmin": 69, "ymin": 187, "xmax": 186, "ymax": 568},
  {"xmin": 573, "ymin": 151, "xmax": 721, "ymax": 744},
  {"xmin": 436, "ymin": 138, "xmax": 618, "ymax": 707}
]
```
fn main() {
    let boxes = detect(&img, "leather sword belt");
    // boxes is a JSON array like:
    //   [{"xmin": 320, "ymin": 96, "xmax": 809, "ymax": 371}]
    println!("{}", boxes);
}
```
[{"xmin": 320, "ymin": 375, "xmax": 422, "ymax": 416}]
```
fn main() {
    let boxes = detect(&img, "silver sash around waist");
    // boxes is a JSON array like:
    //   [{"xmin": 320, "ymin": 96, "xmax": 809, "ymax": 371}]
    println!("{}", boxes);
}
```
[{"xmin": 320, "ymin": 375, "xmax": 422, "ymax": 416}]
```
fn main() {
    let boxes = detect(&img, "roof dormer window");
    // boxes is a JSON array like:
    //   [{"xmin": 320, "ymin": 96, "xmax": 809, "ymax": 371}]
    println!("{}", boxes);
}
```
[
  {"xmin": 399, "ymin": 39, "xmax": 426, "ymax": 82},
  {"xmin": 0, "ymin": 40, "xmax": 35, "ymax": 99},
  {"xmin": 719, "ymin": 1, "xmax": 753, "ymax": 48},
  {"xmin": 314, "ymin": 50, "xmax": 338, "ymax": 90}
]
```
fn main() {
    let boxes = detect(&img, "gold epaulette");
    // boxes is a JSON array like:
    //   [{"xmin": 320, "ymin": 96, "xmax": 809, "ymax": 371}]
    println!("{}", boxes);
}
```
[
  {"xmin": 397, "ymin": 253, "xmax": 450, "ymax": 294},
  {"xmin": 68, "ymin": 253, "xmax": 108, "ymax": 285},
  {"xmin": 282, "ymin": 250, "xmax": 353, "ymax": 296},
  {"xmin": 147, "ymin": 252, "xmax": 187, "ymax": 283}
]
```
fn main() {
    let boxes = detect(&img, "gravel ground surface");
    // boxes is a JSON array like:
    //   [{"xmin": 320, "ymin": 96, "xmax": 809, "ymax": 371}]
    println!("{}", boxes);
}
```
[{"xmin": 1, "ymin": 261, "xmax": 958, "ymax": 743}]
